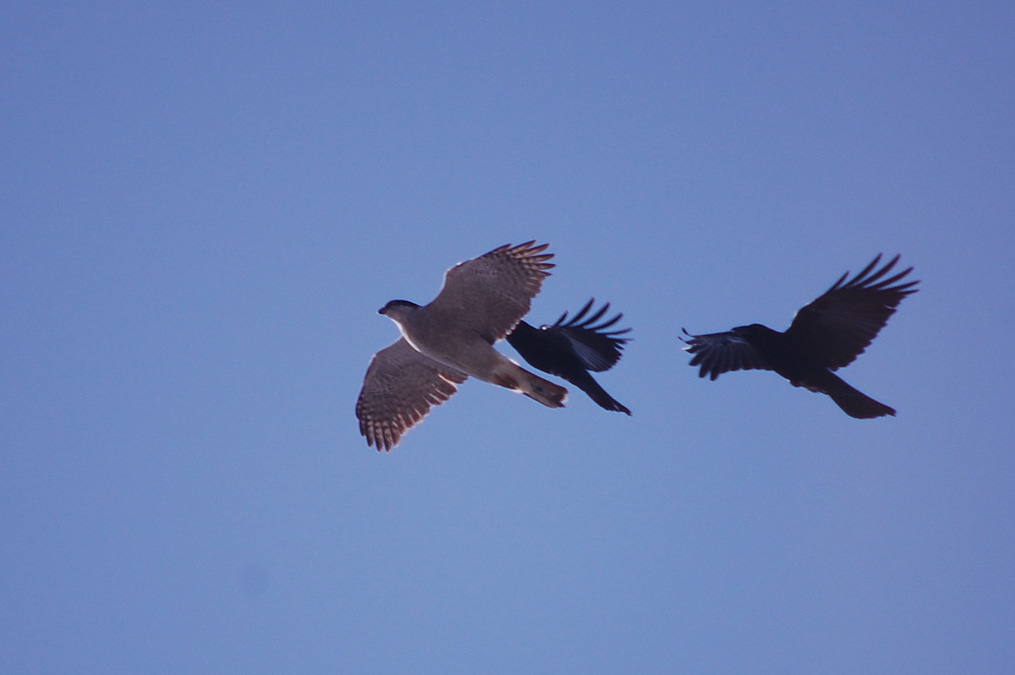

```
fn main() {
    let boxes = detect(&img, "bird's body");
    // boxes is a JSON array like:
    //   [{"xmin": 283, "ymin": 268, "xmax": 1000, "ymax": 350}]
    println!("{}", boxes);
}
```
[
  {"xmin": 381, "ymin": 299, "xmax": 566, "ymax": 408},
  {"xmin": 724, "ymin": 323, "xmax": 896, "ymax": 418},
  {"xmin": 356, "ymin": 241, "xmax": 566, "ymax": 451},
  {"xmin": 506, "ymin": 299, "xmax": 631, "ymax": 414},
  {"xmin": 681, "ymin": 254, "xmax": 918, "ymax": 419}
]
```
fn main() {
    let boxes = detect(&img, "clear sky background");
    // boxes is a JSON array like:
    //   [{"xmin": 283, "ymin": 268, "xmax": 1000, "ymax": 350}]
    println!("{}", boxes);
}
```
[{"xmin": 3, "ymin": 2, "xmax": 1014, "ymax": 673}]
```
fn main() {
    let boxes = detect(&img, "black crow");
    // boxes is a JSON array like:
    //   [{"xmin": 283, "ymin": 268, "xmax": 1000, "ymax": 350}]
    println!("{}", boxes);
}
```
[
  {"xmin": 507, "ymin": 299, "xmax": 632, "ymax": 415},
  {"xmin": 681, "ymin": 254, "xmax": 918, "ymax": 418}
]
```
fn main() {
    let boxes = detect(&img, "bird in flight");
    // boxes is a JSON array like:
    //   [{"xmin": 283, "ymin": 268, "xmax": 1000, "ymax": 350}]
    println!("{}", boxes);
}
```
[
  {"xmin": 680, "ymin": 254, "xmax": 919, "ymax": 418},
  {"xmin": 506, "ymin": 299, "xmax": 632, "ymax": 415},
  {"xmin": 356, "ymin": 241, "xmax": 567, "ymax": 451}
]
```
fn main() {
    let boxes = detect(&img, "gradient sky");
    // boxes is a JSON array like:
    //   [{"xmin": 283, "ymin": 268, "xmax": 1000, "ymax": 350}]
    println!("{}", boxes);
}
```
[{"xmin": 3, "ymin": 2, "xmax": 1014, "ymax": 673}]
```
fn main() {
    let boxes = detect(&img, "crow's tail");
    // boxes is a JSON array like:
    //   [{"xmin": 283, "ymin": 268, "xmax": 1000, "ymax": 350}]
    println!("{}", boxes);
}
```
[
  {"xmin": 571, "ymin": 371, "xmax": 631, "ymax": 415},
  {"xmin": 809, "ymin": 371, "xmax": 896, "ymax": 419}
]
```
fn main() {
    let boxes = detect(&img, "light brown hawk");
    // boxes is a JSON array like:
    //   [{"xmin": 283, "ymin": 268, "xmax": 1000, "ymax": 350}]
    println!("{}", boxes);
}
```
[{"xmin": 356, "ymin": 241, "xmax": 567, "ymax": 451}]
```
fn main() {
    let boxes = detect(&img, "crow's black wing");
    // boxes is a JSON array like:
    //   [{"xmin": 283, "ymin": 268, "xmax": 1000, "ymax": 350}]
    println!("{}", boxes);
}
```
[
  {"xmin": 543, "ymin": 299, "xmax": 630, "ymax": 372},
  {"xmin": 787, "ymin": 254, "xmax": 919, "ymax": 369},
  {"xmin": 680, "ymin": 328, "xmax": 770, "ymax": 380}
]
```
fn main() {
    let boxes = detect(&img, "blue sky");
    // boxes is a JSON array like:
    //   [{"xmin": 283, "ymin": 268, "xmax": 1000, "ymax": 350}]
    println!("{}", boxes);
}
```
[{"xmin": 3, "ymin": 2, "xmax": 1014, "ymax": 672}]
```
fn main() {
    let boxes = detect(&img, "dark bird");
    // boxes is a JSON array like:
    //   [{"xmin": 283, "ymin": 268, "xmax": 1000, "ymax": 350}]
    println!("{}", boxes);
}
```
[
  {"xmin": 507, "ymin": 299, "xmax": 632, "ymax": 415},
  {"xmin": 680, "ymin": 254, "xmax": 918, "ymax": 418}
]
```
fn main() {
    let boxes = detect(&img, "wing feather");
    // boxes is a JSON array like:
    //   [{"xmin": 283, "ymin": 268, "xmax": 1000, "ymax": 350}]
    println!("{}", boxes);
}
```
[
  {"xmin": 356, "ymin": 339, "xmax": 468, "ymax": 451},
  {"xmin": 787, "ymin": 254, "xmax": 919, "ymax": 369},
  {"xmin": 680, "ymin": 328, "xmax": 770, "ymax": 380},
  {"xmin": 428, "ymin": 241, "xmax": 554, "ymax": 343},
  {"xmin": 542, "ymin": 299, "xmax": 631, "ymax": 372}
]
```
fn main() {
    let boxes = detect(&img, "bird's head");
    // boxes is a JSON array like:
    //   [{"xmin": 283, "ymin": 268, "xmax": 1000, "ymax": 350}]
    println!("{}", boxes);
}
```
[{"xmin": 378, "ymin": 299, "xmax": 420, "ymax": 322}]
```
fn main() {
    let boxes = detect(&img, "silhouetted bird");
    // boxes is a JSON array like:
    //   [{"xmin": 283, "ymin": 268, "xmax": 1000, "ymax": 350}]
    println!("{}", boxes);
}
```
[
  {"xmin": 507, "ymin": 299, "xmax": 632, "ymax": 415},
  {"xmin": 681, "ymin": 254, "xmax": 918, "ymax": 419}
]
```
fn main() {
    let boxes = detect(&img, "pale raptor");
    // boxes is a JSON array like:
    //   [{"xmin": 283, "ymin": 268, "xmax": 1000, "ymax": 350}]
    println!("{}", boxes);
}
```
[{"xmin": 356, "ymin": 241, "xmax": 567, "ymax": 451}]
